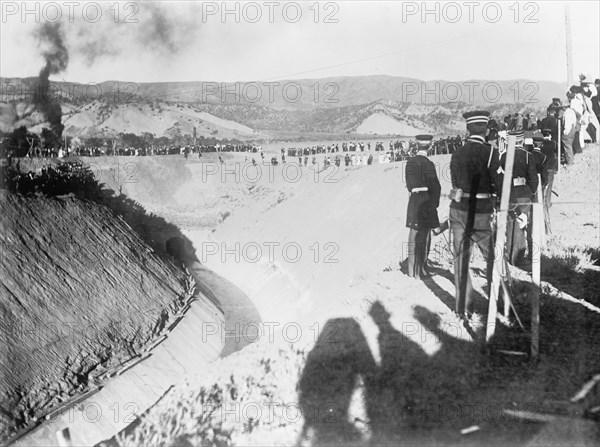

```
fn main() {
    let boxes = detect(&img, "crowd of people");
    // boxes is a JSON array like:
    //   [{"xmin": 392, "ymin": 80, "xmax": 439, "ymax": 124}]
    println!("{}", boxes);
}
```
[
  {"xmin": 285, "ymin": 136, "xmax": 462, "ymax": 159},
  {"xmin": 19, "ymin": 143, "xmax": 266, "ymax": 159},
  {"xmin": 488, "ymin": 76, "xmax": 600, "ymax": 166},
  {"xmin": 403, "ymin": 75, "xmax": 600, "ymax": 325},
  {"xmin": 14, "ymin": 135, "xmax": 466, "ymax": 164}
]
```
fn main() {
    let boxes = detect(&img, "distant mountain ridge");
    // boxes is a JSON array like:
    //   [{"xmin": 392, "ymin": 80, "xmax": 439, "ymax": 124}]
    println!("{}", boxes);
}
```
[
  {"xmin": 1, "ymin": 74, "xmax": 567, "ymax": 109},
  {"xmin": 0, "ymin": 75, "xmax": 565, "ymax": 139}
]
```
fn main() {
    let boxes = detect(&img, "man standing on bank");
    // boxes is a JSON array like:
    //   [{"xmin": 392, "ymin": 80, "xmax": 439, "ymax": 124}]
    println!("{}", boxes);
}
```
[
  {"xmin": 449, "ymin": 111, "xmax": 502, "ymax": 320},
  {"xmin": 405, "ymin": 135, "xmax": 441, "ymax": 278},
  {"xmin": 501, "ymin": 130, "xmax": 538, "ymax": 266}
]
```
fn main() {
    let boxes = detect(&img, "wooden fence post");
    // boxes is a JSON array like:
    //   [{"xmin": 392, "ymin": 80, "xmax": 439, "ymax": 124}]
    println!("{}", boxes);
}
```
[
  {"xmin": 557, "ymin": 120, "xmax": 562, "ymax": 176},
  {"xmin": 487, "ymin": 134, "xmax": 516, "ymax": 342}
]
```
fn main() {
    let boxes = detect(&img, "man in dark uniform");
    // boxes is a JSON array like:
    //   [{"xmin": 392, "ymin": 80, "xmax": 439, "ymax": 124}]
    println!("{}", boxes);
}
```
[
  {"xmin": 526, "ymin": 135, "xmax": 548, "ymax": 254},
  {"xmin": 405, "ymin": 135, "xmax": 441, "ymax": 278},
  {"xmin": 522, "ymin": 114, "xmax": 530, "ymax": 131},
  {"xmin": 449, "ymin": 111, "xmax": 501, "ymax": 320},
  {"xmin": 541, "ymin": 108, "xmax": 559, "ymax": 144},
  {"xmin": 531, "ymin": 135, "xmax": 548, "ymax": 188},
  {"xmin": 487, "ymin": 118, "xmax": 499, "ymax": 142},
  {"xmin": 540, "ymin": 128, "xmax": 557, "ymax": 234},
  {"xmin": 501, "ymin": 130, "xmax": 538, "ymax": 266}
]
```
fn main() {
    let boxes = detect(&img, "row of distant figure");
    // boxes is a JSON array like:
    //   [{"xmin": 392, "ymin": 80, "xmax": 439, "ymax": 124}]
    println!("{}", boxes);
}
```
[
  {"xmin": 19, "ymin": 143, "xmax": 265, "ymax": 159},
  {"xmin": 16, "ymin": 136, "xmax": 469, "ymax": 160},
  {"xmin": 233, "ymin": 136, "xmax": 467, "ymax": 168},
  {"xmin": 284, "ymin": 137, "xmax": 464, "ymax": 157}
]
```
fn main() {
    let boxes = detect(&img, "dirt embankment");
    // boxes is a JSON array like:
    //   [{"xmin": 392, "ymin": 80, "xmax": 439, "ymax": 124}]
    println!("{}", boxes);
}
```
[{"xmin": 0, "ymin": 190, "xmax": 189, "ymax": 441}]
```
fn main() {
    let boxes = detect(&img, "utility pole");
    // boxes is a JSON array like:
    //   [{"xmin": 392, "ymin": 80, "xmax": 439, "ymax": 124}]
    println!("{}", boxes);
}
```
[{"xmin": 565, "ymin": 5, "xmax": 573, "ymax": 86}]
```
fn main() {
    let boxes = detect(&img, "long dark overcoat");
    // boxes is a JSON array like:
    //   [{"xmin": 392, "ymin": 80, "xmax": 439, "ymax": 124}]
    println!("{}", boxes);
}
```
[{"xmin": 405, "ymin": 154, "xmax": 441, "ymax": 229}]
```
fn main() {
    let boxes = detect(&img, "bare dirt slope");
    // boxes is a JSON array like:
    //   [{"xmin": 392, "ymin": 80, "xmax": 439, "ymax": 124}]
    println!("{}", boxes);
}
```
[
  {"xmin": 355, "ymin": 112, "xmax": 429, "ymax": 135},
  {"xmin": 62, "ymin": 102, "xmax": 258, "ymax": 139},
  {"xmin": 0, "ymin": 190, "xmax": 189, "ymax": 441}
]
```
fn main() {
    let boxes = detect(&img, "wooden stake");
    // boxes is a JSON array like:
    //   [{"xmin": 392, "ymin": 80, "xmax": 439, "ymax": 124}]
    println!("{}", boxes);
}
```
[
  {"xmin": 531, "ymin": 177, "xmax": 543, "ymax": 359},
  {"xmin": 557, "ymin": 119, "xmax": 562, "ymax": 176},
  {"xmin": 503, "ymin": 409, "xmax": 557, "ymax": 423},
  {"xmin": 571, "ymin": 374, "xmax": 600, "ymax": 403},
  {"xmin": 487, "ymin": 135, "xmax": 516, "ymax": 342},
  {"xmin": 537, "ymin": 175, "xmax": 546, "ymax": 248},
  {"xmin": 544, "ymin": 182, "xmax": 552, "ymax": 236},
  {"xmin": 503, "ymin": 264, "xmax": 510, "ymax": 319},
  {"xmin": 460, "ymin": 425, "xmax": 480, "ymax": 435},
  {"xmin": 500, "ymin": 277, "xmax": 524, "ymax": 330}
]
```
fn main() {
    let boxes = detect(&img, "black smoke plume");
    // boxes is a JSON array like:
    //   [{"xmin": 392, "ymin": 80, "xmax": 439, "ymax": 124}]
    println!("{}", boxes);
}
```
[
  {"xmin": 75, "ymin": 3, "xmax": 200, "ymax": 66},
  {"xmin": 36, "ymin": 23, "xmax": 69, "ymax": 145}
]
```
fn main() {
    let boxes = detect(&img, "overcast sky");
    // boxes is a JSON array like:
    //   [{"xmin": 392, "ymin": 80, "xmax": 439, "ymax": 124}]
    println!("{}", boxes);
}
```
[{"xmin": 1, "ymin": 1, "xmax": 598, "ymax": 84}]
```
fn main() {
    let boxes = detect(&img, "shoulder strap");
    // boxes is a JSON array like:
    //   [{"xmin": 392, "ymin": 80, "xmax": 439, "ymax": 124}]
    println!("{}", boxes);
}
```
[{"xmin": 487, "ymin": 145, "xmax": 494, "ymax": 168}]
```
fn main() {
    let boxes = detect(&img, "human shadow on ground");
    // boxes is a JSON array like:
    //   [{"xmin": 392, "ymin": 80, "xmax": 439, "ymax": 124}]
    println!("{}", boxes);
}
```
[
  {"xmin": 297, "ymin": 302, "xmax": 551, "ymax": 446},
  {"xmin": 298, "ymin": 318, "xmax": 376, "ymax": 445}
]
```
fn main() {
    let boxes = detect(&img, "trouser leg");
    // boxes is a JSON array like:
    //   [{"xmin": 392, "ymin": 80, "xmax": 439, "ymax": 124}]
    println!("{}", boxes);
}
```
[
  {"xmin": 506, "ymin": 213, "xmax": 517, "ymax": 264},
  {"xmin": 514, "ymin": 222, "xmax": 527, "ymax": 265},
  {"xmin": 563, "ymin": 133, "xmax": 575, "ymax": 165},
  {"xmin": 574, "ymin": 130, "xmax": 583, "ymax": 154},
  {"xmin": 414, "ymin": 229, "xmax": 430, "ymax": 276},
  {"xmin": 517, "ymin": 200, "xmax": 531, "ymax": 264},
  {"xmin": 506, "ymin": 204, "xmax": 527, "ymax": 265},
  {"xmin": 414, "ymin": 230, "xmax": 423, "ymax": 276},
  {"xmin": 587, "ymin": 122, "xmax": 597, "ymax": 143},
  {"xmin": 472, "ymin": 227, "xmax": 494, "ymax": 304},
  {"xmin": 450, "ymin": 209, "xmax": 472, "ymax": 315},
  {"xmin": 508, "ymin": 217, "xmax": 526, "ymax": 265},
  {"xmin": 407, "ymin": 228, "xmax": 419, "ymax": 277},
  {"xmin": 452, "ymin": 225, "xmax": 466, "ymax": 314},
  {"xmin": 423, "ymin": 230, "xmax": 432, "ymax": 273}
]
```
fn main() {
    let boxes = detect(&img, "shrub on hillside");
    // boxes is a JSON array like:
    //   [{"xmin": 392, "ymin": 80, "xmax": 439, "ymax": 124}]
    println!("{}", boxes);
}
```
[{"xmin": 1, "ymin": 162, "xmax": 102, "ymax": 199}]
